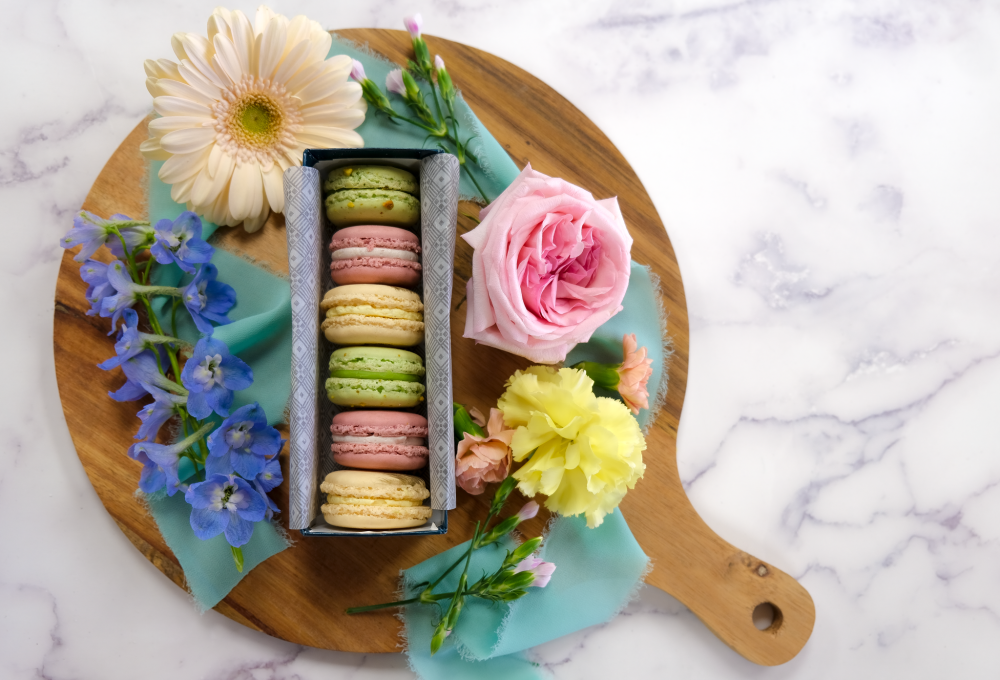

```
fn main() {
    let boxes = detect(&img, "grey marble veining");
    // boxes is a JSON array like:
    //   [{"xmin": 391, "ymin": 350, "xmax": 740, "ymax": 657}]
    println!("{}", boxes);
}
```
[{"xmin": 3, "ymin": 0, "xmax": 1000, "ymax": 677}]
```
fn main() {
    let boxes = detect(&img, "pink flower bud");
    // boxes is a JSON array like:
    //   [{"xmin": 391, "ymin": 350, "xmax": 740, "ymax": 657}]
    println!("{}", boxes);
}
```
[
  {"xmin": 617, "ymin": 333, "xmax": 653, "ymax": 414},
  {"xmin": 350, "ymin": 59, "xmax": 367, "ymax": 82},
  {"xmin": 517, "ymin": 501, "xmax": 540, "ymax": 522},
  {"xmin": 403, "ymin": 14, "xmax": 423, "ymax": 38},
  {"xmin": 513, "ymin": 556, "xmax": 557, "ymax": 588},
  {"xmin": 386, "ymin": 69, "xmax": 405, "ymax": 95},
  {"xmin": 434, "ymin": 54, "xmax": 445, "ymax": 70}
]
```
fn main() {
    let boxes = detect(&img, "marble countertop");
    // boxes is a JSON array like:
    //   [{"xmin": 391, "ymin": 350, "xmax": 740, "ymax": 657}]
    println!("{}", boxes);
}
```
[{"xmin": 4, "ymin": 0, "xmax": 1000, "ymax": 677}]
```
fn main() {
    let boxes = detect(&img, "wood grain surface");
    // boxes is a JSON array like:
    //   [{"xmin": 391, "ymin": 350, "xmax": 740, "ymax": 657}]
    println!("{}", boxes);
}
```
[{"xmin": 53, "ymin": 29, "xmax": 814, "ymax": 665}]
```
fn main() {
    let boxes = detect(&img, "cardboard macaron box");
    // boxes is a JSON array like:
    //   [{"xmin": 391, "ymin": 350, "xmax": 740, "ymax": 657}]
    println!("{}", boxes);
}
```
[{"xmin": 283, "ymin": 149, "xmax": 460, "ymax": 536}]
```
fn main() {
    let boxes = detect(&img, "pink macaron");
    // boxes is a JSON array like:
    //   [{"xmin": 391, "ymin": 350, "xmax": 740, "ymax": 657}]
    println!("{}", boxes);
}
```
[
  {"xmin": 329, "ymin": 225, "xmax": 421, "ymax": 288},
  {"xmin": 330, "ymin": 410, "xmax": 429, "ymax": 471}
]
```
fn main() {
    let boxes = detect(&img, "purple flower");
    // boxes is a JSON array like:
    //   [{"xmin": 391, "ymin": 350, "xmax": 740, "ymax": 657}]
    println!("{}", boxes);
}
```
[
  {"xmin": 60, "ymin": 212, "xmax": 119, "ymax": 262},
  {"xmin": 109, "ymin": 348, "xmax": 184, "ymax": 402},
  {"xmin": 386, "ymin": 69, "xmax": 406, "ymax": 95},
  {"xmin": 127, "ymin": 444, "xmax": 168, "ymax": 494},
  {"xmin": 516, "ymin": 501, "xmax": 540, "ymax": 522},
  {"xmin": 149, "ymin": 212, "xmax": 213, "ymax": 274},
  {"xmin": 182, "ymin": 264, "xmax": 236, "ymax": 334},
  {"xmin": 513, "ymin": 556, "xmax": 556, "ymax": 588},
  {"xmin": 255, "ymin": 457, "xmax": 283, "ymax": 493},
  {"xmin": 180, "ymin": 336, "xmax": 253, "ymax": 419},
  {"xmin": 98, "ymin": 308, "xmax": 169, "ymax": 370},
  {"xmin": 108, "ymin": 223, "xmax": 155, "ymax": 260},
  {"xmin": 254, "ymin": 457, "xmax": 283, "ymax": 521},
  {"xmin": 79, "ymin": 259, "xmax": 114, "ymax": 316},
  {"xmin": 186, "ymin": 474, "xmax": 266, "ymax": 547},
  {"xmin": 403, "ymin": 13, "xmax": 422, "ymax": 38},
  {"xmin": 205, "ymin": 403, "xmax": 283, "ymax": 478},
  {"xmin": 135, "ymin": 382, "xmax": 187, "ymax": 441},
  {"xmin": 100, "ymin": 260, "xmax": 142, "ymax": 334},
  {"xmin": 350, "ymin": 59, "xmax": 366, "ymax": 82},
  {"xmin": 129, "ymin": 439, "xmax": 189, "ymax": 496}
]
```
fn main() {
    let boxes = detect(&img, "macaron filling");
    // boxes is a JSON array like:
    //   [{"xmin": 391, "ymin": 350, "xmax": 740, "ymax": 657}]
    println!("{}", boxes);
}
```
[
  {"xmin": 331, "ymin": 434, "xmax": 425, "ymax": 445},
  {"xmin": 332, "ymin": 247, "xmax": 419, "ymax": 261},
  {"xmin": 329, "ymin": 369, "xmax": 422, "ymax": 382},
  {"xmin": 326, "ymin": 495, "xmax": 424, "ymax": 507},
  {"xmin": 329, "ymin": 351, "xmax": 425, "ymax": 377}
]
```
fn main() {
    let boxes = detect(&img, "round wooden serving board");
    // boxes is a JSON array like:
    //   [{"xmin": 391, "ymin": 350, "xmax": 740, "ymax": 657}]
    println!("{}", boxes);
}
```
[{"xmin": 53, "ymin": 29, "xmax": 814, "ymax": 665}]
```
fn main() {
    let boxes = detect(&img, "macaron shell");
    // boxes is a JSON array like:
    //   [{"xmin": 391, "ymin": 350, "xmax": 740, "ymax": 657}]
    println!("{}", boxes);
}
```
[
  {"xmin": 322, "ymin": 316, "xmax": 424, "ymax": 347},
  {"xmin": 325, "ymin": 190, "xmax": 420, "ymax": 228},
  {"xmin": 332, "ymin": 448, "xmax": 428, "ymax": 471},
  {"xmin": 325, "ymin": 377, "xmax": 425, "ymax": 408},
  {"xmin": 331, "ymin": 259, "xmax": 421, "ymax": 288},
  {"xmin": 321, "ymin": 508, "xmax": 431, "ymax": 530},
  {"xmin": 332, "ymin": 410, "xmax": 428, "ymax": 434},
  {"xmin": 324, "ymin": 166, "xmax": 419, "ymax": 195},
  {"xmin": 329, "ymin": 346, "xmax": 425, "ymax": 375},
  {"xmin": 330, "ymin": 225, "xmax": 421, "ymax": 250}
]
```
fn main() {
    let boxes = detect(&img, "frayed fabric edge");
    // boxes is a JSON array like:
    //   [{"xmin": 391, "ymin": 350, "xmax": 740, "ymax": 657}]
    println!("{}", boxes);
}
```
[{"xmin": 641, "ymin": 264, "xmax": 674, "ymax": 435}]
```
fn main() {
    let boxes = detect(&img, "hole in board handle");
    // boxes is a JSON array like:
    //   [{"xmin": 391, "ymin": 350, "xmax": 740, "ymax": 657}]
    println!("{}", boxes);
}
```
[{"xmin": 752, "ymin": 602, "xmax": 783, "ymax": 632}]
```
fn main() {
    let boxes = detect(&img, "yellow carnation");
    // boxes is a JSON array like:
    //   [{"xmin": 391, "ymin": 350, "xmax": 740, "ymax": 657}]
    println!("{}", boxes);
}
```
[{"xmin": 497, "ymin": 366, "xmax": 646, "ymax": 528}]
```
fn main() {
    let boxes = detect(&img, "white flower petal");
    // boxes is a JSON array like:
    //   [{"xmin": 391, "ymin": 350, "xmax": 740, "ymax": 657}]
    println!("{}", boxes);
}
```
[
  {"xmin": 300, "ymin": 81, "xmax": 362, "ymax": 109},
  {"xmin": 159, "ymin": 148, "xmax": 211, "ymax": 184},
  {"xmin": 144, "ymin": 58, "xmax": 180, "ymax": 80},
  {"xmin": 325, "ymin": 54, "xmax": 353, "ymax": 78},
  {"xmin": 243, "ymin": 205, "xmax": 269, "ymax": 233},
  {"xmin": 228, "ymin": 161, "xmax": 261, "ymax": 221},
  {"xmin": 145, "ymin": 77, "xmax": 165, "ymax": 98},
  {"xmin": 247, "ymin": 168, "xmax": 264, "ymax": 225},
  {"xmin": 300, "ymin": 106, "xmax": 364, "ymax": 129},
  {"xmin": 285, "ymin": 16, "xmax": 310, "ymax": 50},
  {"xmin": 230, "ymin": 10, "xmax": 254, "ymax": 75},
  {"xmin": 285, "ymin": 59, "xmax": 329, "ymax": 95},
  {"xmin": 255, "ymin": 5, "xmax": 278, "ymax": 35},
  {"xmin": 149, "ymin": 116, "xmax": 214, "ymax": 134},
  {"xmin": 182, "ymin": 37, "xmax": 228, "ymax": 89},
  {"xmin": 202, "ymin": 150, "xmax": 235, "ymax": 205},
  {"xmin": 171, "ymin": 33, "xmax": 188, "ymax": 61},
  {"xmin": 294, "ymin": 69, "xmax": 349, "ymax": 106},
  {"xmin": 177, "ymin": 61, "xmax": 224, "ymax": 101},
  {"xmin": 170, "ymin": 171, "xmax": 198, "ymax": 203},
  {"xmin": 154, "ymin": 96, "xmax": 212, "ymax": 118},
  {"xmin": 296, "ymin": 126, "xmax": 364, "ymax": 149},
  {"xmin": 271, "ymin": 39, "xmax": 311, "ymax": 83},
  {"xmin": 251, "ymin": 32, "xmax": 262, "ymax": 78},
  {"xmin": 161, "ymin": 127, "xmax": 217, "ymax": 154},
  {"xmin": 213, "ymin": 34, "xmax": 244, "ymax": 85},
  {"xmin": 139, "ymin": 138, "xmax": 171, "ymax": 161},
  {"xmin": 262, "ymin": 163, "xmax": 285, "ymax": 213},
  {"xmin": 156, "ymin": 79, "xmax": 217, "ymax": 108},
  {"xmin": 207, "ymin": 12, "xmax": 231, "ymax": 44},
  {"xmin": 257, "ymin": 17, "xmax": 287, "ymax": 79},
  {"xmin": 207, "ymin": 143, "xmax": 223, "ymax": 178}
]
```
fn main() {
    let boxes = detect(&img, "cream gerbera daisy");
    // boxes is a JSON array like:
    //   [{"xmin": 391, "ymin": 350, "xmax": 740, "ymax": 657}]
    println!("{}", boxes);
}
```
[{"xmin": 141, "ymin": 6, "xmax": 366, "ymax": 232}]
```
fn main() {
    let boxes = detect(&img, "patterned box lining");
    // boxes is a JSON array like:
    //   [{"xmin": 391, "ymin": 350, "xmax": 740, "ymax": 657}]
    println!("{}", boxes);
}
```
[{"xmin": 284, "ymin": 153, "xmax": 459, "ymax": 533}]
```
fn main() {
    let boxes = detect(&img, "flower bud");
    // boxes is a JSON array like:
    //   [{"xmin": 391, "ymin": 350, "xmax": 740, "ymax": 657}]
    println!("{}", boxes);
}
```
[
  {"xmin": 454, "ymin": 402, "xmax": 487, "ymax": 439},
  {"xmin": 489, "ymin": 475, "xmax": 519, "ymax": 516},
  {"xmin": 404, "ymin": 13, "xmax": 423, "ymax": 38},
  {"xmin": 507, "ymin": 536, "xmax": 543, "ymax": 565},
  {"xmin": 513, "ymin": 555, "xmax": 557, "ymax": 588},
  {"xmin": 350, "ymin": 59, "xmax": 366, "ymax": 83},
  {"xmin": 401, "ymin": 69, "xmax": 422, "ymax": 100},
  {"xmin": 517, "ymin": 501, "xmax": 540, "ymax": 522},
  {"xmin": 572, "ymin": 361, "xmax": 621, "ymax": 390},
  {"xmin": 434, "ymin": 54, "xmax": 445, "ymax": 70},
  {"xmin": 385, "ymin": 69, "xmax": 405, "ymax": 95},
  {"xmin": 435, "ymin": 55, "xmax": 455, "ymax": 102}
]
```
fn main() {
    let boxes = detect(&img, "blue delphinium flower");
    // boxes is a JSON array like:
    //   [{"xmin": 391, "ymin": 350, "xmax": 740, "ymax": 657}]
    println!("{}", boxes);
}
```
[
  {"xmin": 100, "ymin": 260, "xmax": 143, "ymax": 333},
  {"xmin": 132, "ymin": 422, "xmax": 213, "ymax": 494},
  {"xmin": 205, "ymin": 403, "xmax": 283, "ymax": 478},
  {"xmin": 80, "ymin": 259, "xmax": 115, "ymax": 316},
  {"xmin": 186, "ymin": 474, "xmax": 266, "ymax": 547},
  {"xmin": 98, "ymin": 308, "xmax": 180, "ymax": 370},
  {"xmin": 60, "ymin": 211, "xmax": 122, "ymax": 262},
  {"xmin": 127, "ymin": 444, "xmax": 168, "ymax": 494},
  {"xmin": 254, "ymin": 457, "xmax": 283, "ymax": 521},
  {"xmin": 180, "ymin": 336, "xmax": 253, "ymax": 419},
  {"xmin": 183, "ymin": 263, "xmax": 236, "ymax": 334},
  {"xmin": 150, "ymin": 212, "xmax": 213, "ymax": 274},
  {"xmin": 135, "ymin": 382, "xmax": 187, "ymax": 441},
  {"xmin": 110, "ymin": 349, "xmax": 185, "ymax": 401},
  {"xmin": 108, "ymin": 223, "xmax": 155, "ymax": 260}
]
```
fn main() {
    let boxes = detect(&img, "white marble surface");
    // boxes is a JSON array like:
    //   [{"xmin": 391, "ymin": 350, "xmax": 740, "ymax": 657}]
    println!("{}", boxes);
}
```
[{"xmin": 3, "ymin": 0, "xmax": 1000, "ymax": 677}]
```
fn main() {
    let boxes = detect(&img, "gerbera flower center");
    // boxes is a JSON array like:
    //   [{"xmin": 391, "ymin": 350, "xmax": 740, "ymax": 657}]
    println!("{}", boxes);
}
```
[{"xmin": 213, "ymin": 75, "xmax": 301, "ymax": 165}]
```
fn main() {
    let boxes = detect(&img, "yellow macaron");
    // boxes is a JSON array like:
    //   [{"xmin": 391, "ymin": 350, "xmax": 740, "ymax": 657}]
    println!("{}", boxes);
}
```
[
  {"xmin": 321, "ymin": 284, "xmax": 424, "ymax": 347},
  {"xmin": 320, "ymin": 469, "xmax": 432, "ymax": 530}
]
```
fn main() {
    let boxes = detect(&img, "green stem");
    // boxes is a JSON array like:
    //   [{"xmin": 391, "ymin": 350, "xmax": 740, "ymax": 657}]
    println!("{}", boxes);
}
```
[
  {"xmin": 231, "ymin": 546, "xmax": 244, "ymax": 572},
  {"xmin": 141, "ymin": 254, "xmax": 154, "ymax": 285},
  {"xmin": 171, "ymin": 298, "xmax": 181, "ymax": 338}
]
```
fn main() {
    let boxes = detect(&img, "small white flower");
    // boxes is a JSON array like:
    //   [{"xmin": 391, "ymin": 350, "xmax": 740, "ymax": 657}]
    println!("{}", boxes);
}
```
[{"xmin": 141, "ymin": 6, "xmax": 367, "ymax": 232}]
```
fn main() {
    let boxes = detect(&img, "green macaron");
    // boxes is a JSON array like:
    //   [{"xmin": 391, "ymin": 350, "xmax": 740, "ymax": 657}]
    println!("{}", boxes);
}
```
[
  {"xmin": 323, "ymin": 165, "xmax": 419, "ymax": 195},
  {"xmin": 324, "ymin": 165, "xmax": 421, "ymax": 228},
  {"xmin": 326, "ymin": 346, "xmax": 426, "ymax": 408}
]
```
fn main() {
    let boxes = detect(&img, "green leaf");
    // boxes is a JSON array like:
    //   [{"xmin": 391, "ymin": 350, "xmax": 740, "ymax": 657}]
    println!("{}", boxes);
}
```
[{"xmin": 231, "ymin": 546, "xmax": 244, "ymax": 573}]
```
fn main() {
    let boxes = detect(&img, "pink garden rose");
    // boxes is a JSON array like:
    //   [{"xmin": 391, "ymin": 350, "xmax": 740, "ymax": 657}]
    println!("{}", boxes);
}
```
[{"xmin": 462, "ymin": 164, "xmax": 633, "ymax": 363}]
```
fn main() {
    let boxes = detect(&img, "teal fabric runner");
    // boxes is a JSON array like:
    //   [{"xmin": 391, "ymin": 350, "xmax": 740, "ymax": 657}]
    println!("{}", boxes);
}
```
[{"xmin": 139, "ymin": 34, "xmax": 665, "ymax": 670}]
